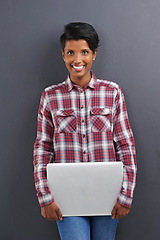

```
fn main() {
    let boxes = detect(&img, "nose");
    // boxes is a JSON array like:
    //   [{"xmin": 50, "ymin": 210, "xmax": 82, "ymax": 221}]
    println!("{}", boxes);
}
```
[{"xmin": 74, "ymin": 53, "xmax": 82, "ymax": 64}]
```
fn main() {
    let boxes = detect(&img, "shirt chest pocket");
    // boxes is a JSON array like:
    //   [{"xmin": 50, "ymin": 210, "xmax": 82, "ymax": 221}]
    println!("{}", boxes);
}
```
[
  {"xmin": 55, "ymin": 109, "xmax": 77, "ymax": 133},
  {"xmin": 90, "ymin": 108, "xmax": 112, "ymax": 132}
]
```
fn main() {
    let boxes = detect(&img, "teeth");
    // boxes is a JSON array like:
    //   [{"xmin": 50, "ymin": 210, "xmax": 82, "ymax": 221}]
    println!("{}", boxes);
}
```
[{"xmin": 73, "ymin": 66, "xmax": 84, "ymax": 70}]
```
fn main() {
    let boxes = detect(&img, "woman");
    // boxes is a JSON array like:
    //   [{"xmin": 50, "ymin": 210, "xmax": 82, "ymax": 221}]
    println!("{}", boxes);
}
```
[{"xmin": 33, "ymin": 22, "xmax": 137, "ymax": 240}]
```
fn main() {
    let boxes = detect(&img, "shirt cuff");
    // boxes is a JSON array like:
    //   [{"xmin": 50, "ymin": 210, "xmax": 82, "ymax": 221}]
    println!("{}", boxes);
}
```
[
  {"xmin": 117, "ymin": 192, "xmax": 132, "ymax": 208},
  {"xmin": 37, "ymin": 193, "xmax": 55, "ymax": 207}
]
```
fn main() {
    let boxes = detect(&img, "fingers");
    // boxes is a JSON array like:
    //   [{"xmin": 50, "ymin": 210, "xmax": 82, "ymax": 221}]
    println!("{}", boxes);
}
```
[
  {"xmin": 41, "ymin": 202, "xmax": 63, "ymax": 221},
  {"xmin": 56, "ymin": 206, "xmax": 63, "ymax": 221},
  {"xmin": 111, "ymin": 202, "xmax": 130, "ymax": 219},
  {"xmin": 41, "ymin": 207, "xmax": 47, "ymax": 219},
  {"xmin": 111, "ymin": 205, "xmax": 117, "ymax": 219}
]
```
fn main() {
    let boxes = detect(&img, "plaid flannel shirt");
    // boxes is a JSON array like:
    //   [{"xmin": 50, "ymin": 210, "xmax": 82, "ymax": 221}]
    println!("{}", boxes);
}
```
[{"xmin": 33, "ymin": 72, "xmax": 137, "ymax": 208}]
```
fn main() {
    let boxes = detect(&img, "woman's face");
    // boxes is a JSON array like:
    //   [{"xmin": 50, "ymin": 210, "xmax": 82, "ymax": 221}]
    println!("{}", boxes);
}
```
[{"xmin": 62, "ymin": 39, "xmax": 97, "ymax": 87}]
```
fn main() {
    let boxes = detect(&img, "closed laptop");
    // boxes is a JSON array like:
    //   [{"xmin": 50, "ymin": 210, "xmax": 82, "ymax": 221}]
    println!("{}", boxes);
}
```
[{"xmin": 47, "ymin": 162, "xmax": 123, "ymax": 216}]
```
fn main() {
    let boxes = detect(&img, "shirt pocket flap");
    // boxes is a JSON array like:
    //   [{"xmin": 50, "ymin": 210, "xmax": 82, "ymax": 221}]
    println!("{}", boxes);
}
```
[
  {"xmin": 56, "ymin": 109, "xmax": 75, "ymax": 117},
  {"xmin": 90, "ymin": 108, "xmax": 111, "ymax": 115}
]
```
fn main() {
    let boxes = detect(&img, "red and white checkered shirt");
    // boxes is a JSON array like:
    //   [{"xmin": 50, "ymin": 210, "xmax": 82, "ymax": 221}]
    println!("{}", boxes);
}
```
[{"xmin": 33, "ymin": 72, "xmax": 137, "ymax": 208}]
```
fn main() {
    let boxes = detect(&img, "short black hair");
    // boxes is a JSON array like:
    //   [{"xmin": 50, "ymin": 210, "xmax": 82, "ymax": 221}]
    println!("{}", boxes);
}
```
[{"xmin": 60, "ymin": 22, "xmax": 99, "ymax": 53}]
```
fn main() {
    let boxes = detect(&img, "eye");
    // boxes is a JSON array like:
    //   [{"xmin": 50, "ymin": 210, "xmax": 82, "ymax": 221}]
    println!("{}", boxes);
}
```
[
  {"xmin": 82, "ymin": 50, "xmax": 89, "ymax": 55},
  {"xmin": 67, "ymin": 50, "xmax": 74, "ymax": 55}
]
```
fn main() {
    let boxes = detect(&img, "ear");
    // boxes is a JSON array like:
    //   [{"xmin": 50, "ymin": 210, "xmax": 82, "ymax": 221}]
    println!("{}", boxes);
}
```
[
  {"xmin": 92, "ymin": 49, "xmax": 97, "ymax": 61},
  {"xmin": 61, "ymin": 49, "xmax": 65, "ymax": 61}
]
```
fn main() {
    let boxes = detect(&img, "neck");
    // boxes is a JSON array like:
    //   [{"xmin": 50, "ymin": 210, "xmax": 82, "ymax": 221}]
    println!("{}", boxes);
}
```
[{"xmin": 70, "ymin": 71, "xmax": 91, "ymax": 87}]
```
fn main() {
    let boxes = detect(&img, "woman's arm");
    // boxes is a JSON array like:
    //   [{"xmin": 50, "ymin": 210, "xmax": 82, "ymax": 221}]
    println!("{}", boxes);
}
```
[
  {"xmin": 113, "ymin": 86, "xmax": 137, "ymax": 209},
  {"xmin": 33, "ymin": 90, "xmax": 55, "ymax": 207}
]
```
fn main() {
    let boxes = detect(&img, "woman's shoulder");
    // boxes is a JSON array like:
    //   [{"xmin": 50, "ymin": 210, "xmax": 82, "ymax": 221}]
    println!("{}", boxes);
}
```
[{"xmin": 96, "ymin": 78, "xmax": 121, "ymax": 92}]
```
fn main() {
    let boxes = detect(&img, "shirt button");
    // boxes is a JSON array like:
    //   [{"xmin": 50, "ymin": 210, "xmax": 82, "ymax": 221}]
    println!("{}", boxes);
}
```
[
  {"xmin": 80, "ymin": 90, "xmax": 83, "ymax": 93},
  {"xmin": 82, "ymin": 120, "xmax": 84, "ymax": 123},
  {"xmin": 83, "ymin": 151, "xmax": 86, "ymax": 154},
  {"xmin": 82, "ymin": 134, "xmax": 85, "ymax": 138},
  {"xmin": 81, "ymin": 105, "xmax": 84, "ymax": 109}
]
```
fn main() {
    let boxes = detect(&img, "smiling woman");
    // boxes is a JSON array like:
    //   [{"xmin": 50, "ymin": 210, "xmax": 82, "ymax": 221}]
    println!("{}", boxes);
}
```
[{"xmin": 33, "ymin": 22, "xmax": 137, "ymax": 240}]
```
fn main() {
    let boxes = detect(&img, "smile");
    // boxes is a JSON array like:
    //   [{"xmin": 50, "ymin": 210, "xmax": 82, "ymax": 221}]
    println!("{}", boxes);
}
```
[{"xmin": 72, "ymin": 65, "xmax": 85, "ymax": 70}]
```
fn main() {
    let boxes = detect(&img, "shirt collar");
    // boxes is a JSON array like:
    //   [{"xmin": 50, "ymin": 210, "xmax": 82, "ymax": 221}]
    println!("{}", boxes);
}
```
[{"xmin": 66, "ymin": 71, "xmax": 97, "ymax": 92}]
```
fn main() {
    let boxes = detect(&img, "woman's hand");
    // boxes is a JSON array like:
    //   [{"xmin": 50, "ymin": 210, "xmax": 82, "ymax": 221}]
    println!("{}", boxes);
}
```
[
  {"xmin": 41, "ymin": 202, "xmax": 63, "ymax": 221},
  {"xmin": 111, "ymin": 202, "xmax": 130, "ymax": 219}
]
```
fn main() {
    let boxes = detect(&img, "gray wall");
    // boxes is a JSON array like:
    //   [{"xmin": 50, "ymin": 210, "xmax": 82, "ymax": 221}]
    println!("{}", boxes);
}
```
[{"xmin": 1, "ymin": 0, "xmax": 160, "ymax": 239}]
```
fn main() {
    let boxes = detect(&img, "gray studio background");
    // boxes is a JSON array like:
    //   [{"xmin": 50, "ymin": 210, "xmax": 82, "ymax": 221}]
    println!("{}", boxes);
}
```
[{"xmin": 1, "ymin": 0, "xmax": 160, "ymax": 239}]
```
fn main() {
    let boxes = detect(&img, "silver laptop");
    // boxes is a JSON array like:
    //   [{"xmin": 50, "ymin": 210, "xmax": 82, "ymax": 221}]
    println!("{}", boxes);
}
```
[{"xmin": 47, "ymin": 162, "xmax": 123, "ymax": 216}]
